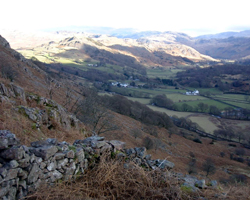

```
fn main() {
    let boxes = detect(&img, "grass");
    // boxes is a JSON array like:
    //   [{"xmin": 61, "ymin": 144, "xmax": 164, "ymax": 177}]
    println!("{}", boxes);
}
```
[
  {"xmin": 148, "ymin": 105, "xmax": 192, "ymax": 118},
  {"xmin": 147, "ymin": 68, "xmax": 184, "ymax": 79},
  {"xmin": 188, "ymin": 116, "xmax": 218, "ymax": 134},
  {"xmin": 166, "ymin": 93, "xmax": 207, "ymax": 102},
  {"xmin": 126, "ymin": 97, "xmax": 151, "ymax": 104}
]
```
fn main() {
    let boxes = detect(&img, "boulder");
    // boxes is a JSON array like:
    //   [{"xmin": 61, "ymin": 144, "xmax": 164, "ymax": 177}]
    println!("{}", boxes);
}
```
[
  {"xmin": 0, "ymin": 130, "xmax": 20, "ymax": 149},
  {"xmin": 134, "ymin": 147, "xmax": 147, "ymax": 158},
  {"xmin": 109, "ymin": 140, "xmax": 126, "ymax": 150},
  {"xmin": 30, "ymin": 145, "xmax": 58, "ymax": 160},
  {"xmin": 195, "ymin": 179, "xmax": 206, "ymax": 189},
  {"xmin": 156, "ymin": 159, "xmax": 175, "ymax": 169}
]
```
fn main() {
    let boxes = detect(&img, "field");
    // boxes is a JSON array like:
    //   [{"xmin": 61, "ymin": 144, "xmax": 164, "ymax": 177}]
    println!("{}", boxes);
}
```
[{"xmin": 147, "ymin": 68, "xmax": 184, "ymax": 79}]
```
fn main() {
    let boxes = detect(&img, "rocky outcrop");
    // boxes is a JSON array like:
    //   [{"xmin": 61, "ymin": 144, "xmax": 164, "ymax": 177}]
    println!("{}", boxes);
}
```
[
  {"xmin": 0, "ymin": 35, "xmax": 10, "ymax": 48},
  {"xmin": 0, "ymin": 82, "xmax": 80, "ymax": 131},
  {"xmin": 0, "ymin": 130, "xmax": 175, "ymax": 200}
]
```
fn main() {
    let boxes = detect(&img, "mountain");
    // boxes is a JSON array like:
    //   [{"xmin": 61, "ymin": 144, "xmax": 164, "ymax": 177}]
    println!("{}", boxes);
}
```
[{"xmin": 195, "ymin": 30, "xmax": 250, "ymax": 39}]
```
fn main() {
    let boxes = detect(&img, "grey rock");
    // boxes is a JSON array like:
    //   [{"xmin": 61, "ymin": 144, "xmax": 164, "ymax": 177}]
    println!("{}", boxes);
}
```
[
  {"xmin": 134, "ymin": 147, "xmax": 147, "ymax": 158},
  {"xmin": 95, "ymin": 141, "xmax": 107, "ymax": 149},
  {"xmin": 18, "ymin": 157, "xmax": 30, "ymax": 168},
  {"xmin": 54, "ymin": 153, "xmax": 65, "ymax": 160},
  {"xmin": 209, "ymin": 180, "xmax": 218, "ymax": 187},
  {"xmin": 47, "ymin": 161, "xmax": 57, "ymax": 171},
  {"xmin": 7, "ymin": 187, "xmax": 17, "ymax": 200},
  {"xmin": 27, "ymin": 164, "xmax": 40, "ymax": 184},
  {"xmin": 9, "ymin": 160, "xmax": 19, "ymax": 169},
  {"xmin": 0, "ymin": 167, "xmax": 8, "ymax": 178},
  {"xmin": 65, "ymin": 150, "xmax": 75, "ymax": 159},
  {"xmin": 39, "ymin": 162, "xmax": 47, "ymax": 170},
  {"xmin": 145, "ymin": 154, "xmax": 152, "ymax": 160},
  {"xmin": 65, "ymin": 162, "xmax": 76, "ymax": 179},
  {"xmin": 125, "ymin": 148, "xmax": 136, "ymax": 158},
  {"xmin": 195, "ymin": 179, "xmax": 206, "ymax": 189},
  {"xmin": 156, "ymin": 159, "xmax": 175, "ymax": 169},
  {"xmin": 0, "ymin": 186, "xmax": 9, "ymax": 198},
  {"xmin": 0, "ymin": 147, "xmax": 24, "ymax": 160},
  {"xmin": 50, "ymin": 170, "xmax": 63, "ymax": 182},
  {"xmin": 57, "ymin": 158, "xmax": 68, "ymax": 169},
  {"xmin": 46, "ymin": 138, "xmax": 58, "ymax": 145},
  {"xmin": 76, "ymin": 148, "xmax": 85, "ymax": 163},
  {"xmin": 109, "ymin": 140, "xmax": 126, "ymax": 150},
  {"xmin": 30, "ymin": 145, "xmax": 58, "ymax": 160},
  {"xmin": 5, "ymin": 168, "xmax": 20, "ymax": 181},
  {"xmin": 18, "ymin": 169, "xmax": 28, "ymax": 180},
  {"xmin": 133, "ymin": 157, "xmax": 142, "ymax": 166}
]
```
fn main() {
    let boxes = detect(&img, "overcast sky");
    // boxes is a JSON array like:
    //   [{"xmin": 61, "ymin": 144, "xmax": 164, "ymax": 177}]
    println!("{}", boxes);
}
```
[{"xmin": 1, "ymin": 0, "xmax": 250, "ymax": 36}]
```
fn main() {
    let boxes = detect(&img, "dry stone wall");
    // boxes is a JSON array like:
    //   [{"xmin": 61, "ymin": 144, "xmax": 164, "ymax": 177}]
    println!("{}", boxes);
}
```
[{"xmin": 0, "ymin": 130, "xmax": 175, "ymax": 200}]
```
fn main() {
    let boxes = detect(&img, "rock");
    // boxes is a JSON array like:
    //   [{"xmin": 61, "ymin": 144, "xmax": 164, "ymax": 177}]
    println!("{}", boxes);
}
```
[
  {"xmin": 195, "ymin": 179, "xmax": 206, "ymax": 189},
  {"xmin": 18, "ymin": 157, "xmax": 30, "ymax": 168},
  {"xmin": 10, "ymin": 83, "xmax": 26, "ymax": 104},
  {"xmin": 0, "ymin": 167, "xmax": 8, "ymax": 178},
  {"xmin": 0, "ymin": 147, "xmax": 25, "ymax": 160},
  {"xmin": 47, "ymin": 161, "xmax": 57, "ymax": 171},
  {"xmin": 95, "ymin": 141, "xmax": 107, "ymax": 149},
  {"xmin": 5, "ymin": 168, "xmax": 20, "ymax": 181},
  {"xmin": 156, "ymin": 159, "xmax": 175, "ymax": 169},
  {"xmin": 0, "ymin": 130, "xmax": 20, "ymax": 149},
  {"xmin": 18, "ymin": 169, "xmax": 28, "ymax": 180},
  {"xmin": 209, "ymin": 180, "xmax": 218, "ymax": 188},
  {"xmin": 8, "ymin": 160, "xmax": 19, "ymax": 168},
  {"xmin": 65, "ymin": 150, "xmax": 75, "ymax": 159},
  {"xmin": 134, "ymin": 147, "xmax": 147, "ymax": 158},
  {"xmin": 57, "ymin": 158, "xmax": 68, "ymax": 169},
  {"xmin": 46, "ymin": 138, "xmax": 58, "ymax": 145},
  {"xmin": 27, "ymin": 164, "xmax": 40, "ymax": 184},
  {"xmin": 109, "ymin": 140, "xmax": 126, "ymax": 150},
  {"xmin": 76, "ymin": 148, "xmax": 85, "ymax": 163},
  {"xmin": 54, "ymin": 153, "xmax": 65, "ymax": 160},
  {"xmin": 30, "ymin": 145, "xmax": 58, "ymax": 160},
  {"xmin": 50, "ymin": 170, "xmax": 63, "ymax": 182},
  {"xmin": 125, "ymin": 148, "xmax": 136, "ymax": 158},
  {"xmin": 0, "ymin": 186, "xmax": 9, "ymax": 198},
  {"xmin": 145, "ymin": 154, "xmax": 152, "ymax": 160}
]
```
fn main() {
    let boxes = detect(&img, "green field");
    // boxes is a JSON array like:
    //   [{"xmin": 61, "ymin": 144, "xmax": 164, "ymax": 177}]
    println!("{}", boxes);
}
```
[
  {"xmin": 166, "ymin": 93, "xmax": 207, "ymax": 102},
  {"xmin": 126, "ymin": 97, "xmax": 151, "ymax": 104},
  {"xmin": 147, "ymin": 68, "xmax": 184, "ymax": 79}
]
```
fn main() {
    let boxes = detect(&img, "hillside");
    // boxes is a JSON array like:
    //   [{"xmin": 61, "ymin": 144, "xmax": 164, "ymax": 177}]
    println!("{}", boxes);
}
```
[{"xmin": 1, "ymin": 35, "xmax": 250, "ymax": 199}]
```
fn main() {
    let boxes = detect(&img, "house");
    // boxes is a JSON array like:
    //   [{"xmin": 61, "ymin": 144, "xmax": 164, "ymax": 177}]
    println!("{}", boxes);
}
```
[{"xmin": 186, "ymin": 90, "xmax": 199, "ymax": 95}]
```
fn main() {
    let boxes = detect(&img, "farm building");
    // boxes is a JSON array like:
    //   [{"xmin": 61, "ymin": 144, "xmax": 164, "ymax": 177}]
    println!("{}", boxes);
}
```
[{"xmin": 186, "ymin": 90, "xmax": 199, "ymax": 95}]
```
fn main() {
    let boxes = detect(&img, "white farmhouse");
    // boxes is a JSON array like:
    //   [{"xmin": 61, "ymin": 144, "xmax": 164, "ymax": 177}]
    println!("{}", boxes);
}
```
[{"xmin": 186, "ymin": 90, "xmax": 199, "ymax": 95}]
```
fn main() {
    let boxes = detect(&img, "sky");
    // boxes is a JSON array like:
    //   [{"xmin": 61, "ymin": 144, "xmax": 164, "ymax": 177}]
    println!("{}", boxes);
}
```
[{"xmin": 1, "ymin": 0, "xmax": 250, "ymax": 36}]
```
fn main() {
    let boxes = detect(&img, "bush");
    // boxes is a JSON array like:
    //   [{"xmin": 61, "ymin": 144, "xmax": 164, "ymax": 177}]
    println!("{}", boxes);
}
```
[{"xmin": 193, "ymin": 138, "xmax": 202, "ymax": 144}]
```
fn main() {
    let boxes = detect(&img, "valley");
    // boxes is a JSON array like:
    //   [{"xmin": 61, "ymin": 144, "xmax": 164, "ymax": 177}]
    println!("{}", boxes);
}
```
[{"xmin": 1, "ymin": 28, "xmax": 250, "ymax": 199}]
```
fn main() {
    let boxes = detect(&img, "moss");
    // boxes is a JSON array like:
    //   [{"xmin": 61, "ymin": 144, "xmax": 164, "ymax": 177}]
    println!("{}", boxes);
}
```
[
  {"xmin": 31, "ymin": 123, "xmax": 37, "ymax": 130},
  {"xmin": 181, "ymin": 185, "xmax": 193, "ymax": 193},
  {"xmin": 69, "ymin": 145, "xmax": 77, "ymax": 152}
]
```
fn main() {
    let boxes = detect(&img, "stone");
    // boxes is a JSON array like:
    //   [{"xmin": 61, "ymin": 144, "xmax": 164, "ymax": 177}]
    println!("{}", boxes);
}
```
[
  {"xmin": 27, "ymin": 164, "xmax": 40, "ymax": 184},
  {"xmin": 9, "ymin": 160, "xmax": 19, "ymax": 168},
  {"xmin": 134, "ymin": 147, "xmax": 147, "ymax": 158},
  {"xmin": 65, "ymin": 162, "xmax": 76, "ymax": 179},
  {"xmin": 18, "ymin": 169, "xmax": 28, "ymax": 180},
  {"xmin": 46, "ymin": 138, "xmax": 58, "ymax": 145},
  {"xmin": 156, "ymin": 159, "xmax": 175, "ymax": 169},
  {"xmin": 125, "ymin": 148, "xmax": 136, "ymax": 158},
  {"xmin": 133, "ymin": 157, "xmax": 142, "ymax": 166},
  {"xmin": 95, "ymin": 141, "xmax": 107, "ymax": 149},
  {"xmin": 4, "ymin": 168, "xmax": 20, "ymax": 181},
  {"xmin": 30, "ymin": 145, "xmax": 58, "ymax": 160},
  {"xmin": 57, "ymin": 158, "xmax": 68, "ymax": 169},
  {"xmin": 39, "ymin": 162, "xmax": 47, "ymax": 170},
  {"xmin": 209, "ymin": 180, "xmax": 217, "ymax": 188},
  {"xmin": 195, "ymin": 179, "xmax": 206, "ymax": 189},
  {"xmin": 0, "ymin": 167, "xmax": 8, "ymax": 178},
  {"xmin": 0, "ymin": 147, "xmax": 24, "ymax": 160},
  {"xmin": 50, "ymin": 170, "xmax": 63, "ymax": 182},
  {"xmin": 0, "ymin": 186, "xmax": 9, "ymax": 198},
  {"xmin": 65, "ymin": 150, "xmax": 75, "ymax": 159},
  {"xmin": 145, "ymin": 154, "xmax": 152, "ymax": 160},
  {"xmin": 109, "ymin": 140, "xmax": 126, "ymax": 150},
  {"xmin": 76, "ymin": 148, "xmax": 85, "ymax": 163},
  {"xmin": 18, "ymin": 157, "xmax": 30, "ymax": 168},
  {"xmin": 7, "ymin": 187, "xmax": 17, "ymax": 200},
  {"xmin": 47, "ymin": 161, "xmax": 57, "ymax": 171},
  {"xmin": 0, "ymin": 130, "xmax": 19, "ymax": 149},
  {"xmin": 182, "ymin": 182, "xmax": 199, "ymax": 192}
]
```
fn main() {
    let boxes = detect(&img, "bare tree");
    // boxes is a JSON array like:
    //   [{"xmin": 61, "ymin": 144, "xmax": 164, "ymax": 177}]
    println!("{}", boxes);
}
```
[
  {"xmin": 130, "ymin": 128, "xmax": 143, "ymax": 139},
  {"xmin": 75, "ymin": 91, "xmax": 118, "ymax": 135},
  {"xmin": 202, "ymin": 158, "xmax": 216, "ymax": 177}
]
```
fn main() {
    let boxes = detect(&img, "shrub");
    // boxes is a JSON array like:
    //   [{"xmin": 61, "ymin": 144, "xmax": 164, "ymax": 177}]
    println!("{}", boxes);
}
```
[{"xmin": 193, "ymin": 138, "xmax": 202, "ymax": 144}]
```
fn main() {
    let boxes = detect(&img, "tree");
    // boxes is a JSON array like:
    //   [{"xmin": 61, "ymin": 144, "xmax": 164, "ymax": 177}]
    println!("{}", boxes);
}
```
[
  {"xmin": 143, "ymin": 137, "xmax": 154, "ymax": 150},
  {"xmin": 209, "ymin": 105, "xmax": 220, "ymax": 115},
  {"xmin": 150, "ymin": 94, "xmax": 174, "ymax": 109},
  {"xmin": 75, "ymin": 90, "xmax": 118, "ymax": 135},
  {"xmin": 181, "ymin": 103, "xmax": 193, "ymax": 112},
  {"xmin": 202, "ymin": 158, "xmax": 216, "ymax": 177},
  {"xmin": 197, "ymin": 102, "xmax": 208, "ymax": 112},
  {"xmin": 130, "ymin": 128, "xmax": 143, "ymax": 139},
  {"xmin": 187, "ymin": 152, "xmax": 197, "ymax": 174}
]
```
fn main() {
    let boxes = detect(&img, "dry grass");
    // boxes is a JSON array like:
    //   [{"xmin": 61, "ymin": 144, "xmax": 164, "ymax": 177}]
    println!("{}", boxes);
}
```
[
  {"xmin": 25, "ymin": 155, "xmax": 250, "ymax": 200},
  {"xmin": 26, "ymin": 155, "xmax": 196, "ymax": 200}
]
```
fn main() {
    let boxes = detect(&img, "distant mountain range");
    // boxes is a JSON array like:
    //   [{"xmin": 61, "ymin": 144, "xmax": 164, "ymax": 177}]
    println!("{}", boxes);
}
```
[{"xmin": 2, "ymin": 27, "xmax": 250, "ymax": 60}]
